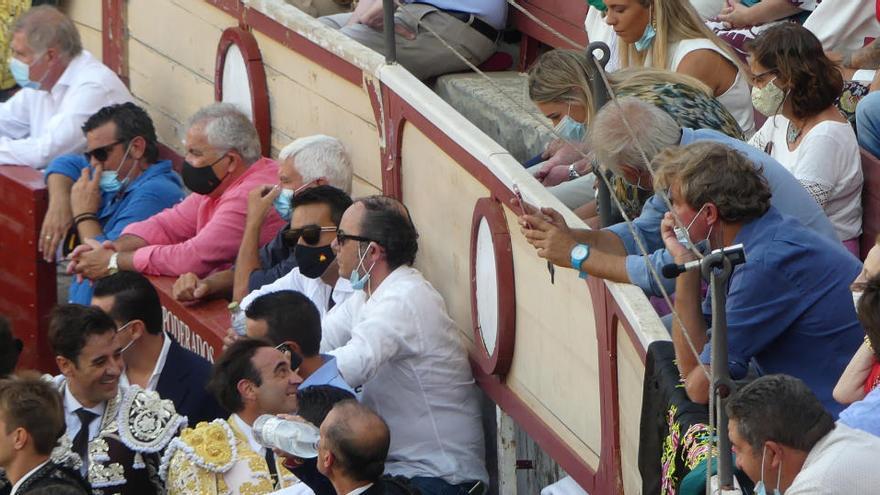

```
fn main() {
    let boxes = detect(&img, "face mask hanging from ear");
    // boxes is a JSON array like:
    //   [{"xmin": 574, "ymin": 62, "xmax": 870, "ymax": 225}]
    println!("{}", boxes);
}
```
[
  {"xmin": 349, "ymin": 242, "xmax": 376, "ymax": 291},
  {"xmin": 634, "ymin": 6, "xmax": 656, "ymax": 52},
  {"xmin": 99, "ymin": 141, "xmax": 136, "ymax": 194},
  {"xmin": 754, "ymin": 445, "xmax": 783, "ymax": 495}
]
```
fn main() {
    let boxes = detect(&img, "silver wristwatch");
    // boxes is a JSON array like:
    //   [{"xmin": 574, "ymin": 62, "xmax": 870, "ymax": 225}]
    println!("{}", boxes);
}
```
[{"xmin": 568, "ymin": 163, "xmax": 581, "ymax": 180}]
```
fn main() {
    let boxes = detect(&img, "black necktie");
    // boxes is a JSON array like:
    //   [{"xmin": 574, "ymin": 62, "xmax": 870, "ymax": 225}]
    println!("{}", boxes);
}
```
[
  {"xmin": 265, "ymin": 448, "xmax": 279, "ymax": 489},
  {"xmin": 72, "ymin": 408, "xmax": 98, "ymax": 467},
  {"xmin": 328, "ymin": 290, "xmax": 336, "ymax": 311}
]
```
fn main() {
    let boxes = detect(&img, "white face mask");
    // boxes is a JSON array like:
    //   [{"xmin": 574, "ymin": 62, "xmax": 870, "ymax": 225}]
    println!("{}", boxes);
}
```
[
  {"xmin": 674, "ymin": 204, "xmax": 712, "ymax": 250},
  {"xmin": 751, "ymin": 77, "xmax": 787, "ymax": 117}
]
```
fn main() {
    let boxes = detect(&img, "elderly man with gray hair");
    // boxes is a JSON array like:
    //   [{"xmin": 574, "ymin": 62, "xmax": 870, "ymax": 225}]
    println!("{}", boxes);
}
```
[
  {"xmin": 70, "ymin": 103, "xmax": 286, "ymax": 281},
  {"xmin": 173, "ymin": 133, "xmax": 353, "ymax": 302},
  {"xmin": 519, "ymin": 97, "xmax": 840, "ymax": 298}
]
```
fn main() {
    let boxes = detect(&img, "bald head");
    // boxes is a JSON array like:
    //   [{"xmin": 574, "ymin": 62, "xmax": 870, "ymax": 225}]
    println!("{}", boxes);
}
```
[
  {"xmin": 320, "ymin": 400, "xmax": 389, "ymax": 483},
  {"xmin": 13, "ymin": 6, "xmax": 82, "ymax": 60}
]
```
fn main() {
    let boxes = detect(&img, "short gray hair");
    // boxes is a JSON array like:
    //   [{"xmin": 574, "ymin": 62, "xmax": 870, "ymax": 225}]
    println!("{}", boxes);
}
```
[
  {"xmin": 13, "ymin": 5, "xmax": 82, "ymax": 59},
  {"xmin": 187, "ymin": 103, "xmax": 262, "ymax": 165},
  {"xmin": 279, "ymin": 135, "xmax": 352, "ymax": 194},
  {"xmin": 589, "ymin": 98, "xmax": 681, "ymax": 176}
]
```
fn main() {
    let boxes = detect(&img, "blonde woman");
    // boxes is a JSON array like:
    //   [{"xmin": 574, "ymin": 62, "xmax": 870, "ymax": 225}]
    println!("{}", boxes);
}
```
[
  {"xmin": 604, "ymin": 0, "xmax": 755, "ymax": 135},
  {"xmin": 527, "ymin": 49, "xmax": 742, "ymax": 218}
]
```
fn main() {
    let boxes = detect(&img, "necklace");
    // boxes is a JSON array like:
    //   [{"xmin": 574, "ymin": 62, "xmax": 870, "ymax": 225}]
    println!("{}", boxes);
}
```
[{"xmin": 786, "ymin": 120, "xmax": 802, "ymax": 145}]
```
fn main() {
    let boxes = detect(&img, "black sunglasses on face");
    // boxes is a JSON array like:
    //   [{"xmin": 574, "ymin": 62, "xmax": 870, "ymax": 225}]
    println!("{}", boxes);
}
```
[
  {"xmin": 335, "ymin": 229, "xmax": 377, "ymax": 246},
  {"xmin": 84, "ymin": 139, "xmax": 125, "ymax": 162},
  {"xmin": 282, "ymin": 225, "xmax": 338, "ymax": 247},
  {"xmin": 275, "ymin": 342, "xmax": 303, "ymax": 370}
]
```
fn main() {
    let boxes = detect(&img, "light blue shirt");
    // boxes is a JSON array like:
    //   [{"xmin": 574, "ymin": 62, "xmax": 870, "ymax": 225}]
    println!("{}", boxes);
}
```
[
  {"xmin": 300, "ymin": 354, "xmax": 358, "ymax": 397},
  {"xmin": 404, "ymin": 0, "xmax": 508, "ymax": 29},
  {"xmin": 840, "ymin": 386, "xmax": 880, "ymax": 436},
  {"xmin": 604, "ymin": 127, "xmax": 841, "ymax": 297}
]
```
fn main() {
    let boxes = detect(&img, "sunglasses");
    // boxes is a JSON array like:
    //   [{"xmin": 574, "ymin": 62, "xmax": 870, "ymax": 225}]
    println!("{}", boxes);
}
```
[
  {"xmin": 275, "ymin": 342, "xmax": 303, "ymax": 370},
  {"xmin": 282, "ymin": 225, "xmax": 338, "ymax": 247},
  {"xmin": 84, "ymin": 139, "xmax": 124, "ymax": 162},
  {"xmin": 335, "ymin": 229, "xmax": 377, "ymax": 246}
]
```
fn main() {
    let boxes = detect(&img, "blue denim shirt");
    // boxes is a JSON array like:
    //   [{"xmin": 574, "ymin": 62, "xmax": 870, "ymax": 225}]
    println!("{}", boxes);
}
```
[
  {"xmin": 840, "ymin": 386, "xmax": 880, "ymax": 436},
  {"xmin": 46, "ymin": 154, "xmax": 184, "ymax": 304},
  {"xmin": 300, "ymin": 354, "xmax": 358, "ymax": 398},
  {"xmin": 696, "ymin": 207, "xmax": 862, "ymax": 417},
  {"xmin": 604, "ymin": 128, "xmax": 840, "ymax": 297}
]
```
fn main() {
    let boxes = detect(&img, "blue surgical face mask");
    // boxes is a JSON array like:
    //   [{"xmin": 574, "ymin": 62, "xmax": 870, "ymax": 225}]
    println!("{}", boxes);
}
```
[
  {"xmin": 99, "ymin": 141, "xmax": 135, "ymax": 193},
  {"xmin": 8, "ymin": 56, "xmax": 40, "ymax": 90},
  {"xmin": 634, "ymin": 22, "xmax": 656, "ymax": 52},
  {"xmin": 349, "ymin": 242, "xmax": 376, "ymax": 291},
  {"xmin": 754, "ymin": 445, "xmax": 782, "ymax": 495},
  {"xmin": 273, "ymin": 188, "xmax": 294, "ymax": 221},
  {"xmin": 554, "ymin": 114, "xmax": 586, "ymax": 142}
]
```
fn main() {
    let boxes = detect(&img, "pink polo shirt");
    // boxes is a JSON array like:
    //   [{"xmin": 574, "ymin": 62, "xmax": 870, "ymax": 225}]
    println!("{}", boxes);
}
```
[{"xmin": 122, "ymin": 157, "xmax": 286, "ymax": 277}]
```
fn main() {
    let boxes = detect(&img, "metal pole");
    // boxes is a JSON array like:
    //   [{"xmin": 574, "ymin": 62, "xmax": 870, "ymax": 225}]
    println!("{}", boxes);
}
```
[
  {"xmin": 584, "ymin": 42, "xmax": 623, "ymax": 227},
  {"xmin": 703, "ymin": 254, "xmax": 737, "ymax": 490},
  {"xmin": 383, "ymin": 0, "xmax": 397, "ymax": 64}
]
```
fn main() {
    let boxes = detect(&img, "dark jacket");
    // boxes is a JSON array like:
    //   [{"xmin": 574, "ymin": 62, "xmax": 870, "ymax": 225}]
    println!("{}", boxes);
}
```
[
  {"xmin": 156, "ymin": 337, "xmax": 226, "ymax": 426},
  {"xmin": 13, "ymin": 461, "xmax": 91, "ymax": 495}
]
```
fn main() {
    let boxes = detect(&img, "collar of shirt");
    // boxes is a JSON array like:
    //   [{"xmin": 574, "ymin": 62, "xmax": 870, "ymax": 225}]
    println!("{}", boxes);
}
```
[
  {"xmin": 119, "ymin": 332, "xmax": 172, "ymax": 392},
  {"xmin": 99, "ymin": 161, "xmax": 178, "ymax": 221},
  {"xmin": 8, "ymin": 460, "xmax": 50, "ymax": 495},
  {"xmin": 50, "ymin": 51, "xmax": 88, "ymax": 99},
  {"xmin": 63, "ymin": 383, "xmax": 106, "ymax": 440},
  {"xmin": 231, "ymin": 413, "xmax": 264, "ymax": 456},
  {"xmin": 214, "ymin": 157, "xmax": 276, "ymax": 203},
  {"xmin": 300, "ymin": 354, "xmax": 347, "ymax": 390},
  {"xmin": 346, "ymin": 483, "xmax": 374, "ymax": 495}
]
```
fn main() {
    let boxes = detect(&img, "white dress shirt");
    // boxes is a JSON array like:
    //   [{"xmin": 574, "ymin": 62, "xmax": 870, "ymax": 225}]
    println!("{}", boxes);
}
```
[
  {"xmin": 231, "ymin": 413, "xmax": 265, "ymax": 457},
  {"xmin": 0, "ymin": 50, "xmax": 132, "ymax": 168},
  {"xmin": 9, "ymin": 460, "xmax": 49, "ymax": 495},
  {"xmin": 119, "ymin": 332, "xmax": 172, "ymax": 392},
  {"xmin": 321, "ymin": 266, "xmax": 488, "ymax": 485},
  {"xmin": 241, "ymin": 266, "xmax": 354, "ymax": 319}
]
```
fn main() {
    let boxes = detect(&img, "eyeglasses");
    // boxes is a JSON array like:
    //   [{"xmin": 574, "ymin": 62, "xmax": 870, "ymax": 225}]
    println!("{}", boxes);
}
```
[
  {"xmin": 335, "ymin": 229, "xmax": 377, "ymax": 246},
  {"xmin": 750, "ymin": 69, "xmax": 777, "ymax": 85},
  {"xmin": 282, "ymin": 225, "xmax": 338, "ymax": 247},
  {"xmin": 84, "ymin": 140, "xmax": 125, "ymax": 162}
]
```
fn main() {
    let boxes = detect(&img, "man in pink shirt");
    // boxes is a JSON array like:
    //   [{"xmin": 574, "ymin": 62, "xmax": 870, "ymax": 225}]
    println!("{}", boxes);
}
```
[{"xmin": 70, "ymin": 103, "xmax": 285, "ymax": 279}]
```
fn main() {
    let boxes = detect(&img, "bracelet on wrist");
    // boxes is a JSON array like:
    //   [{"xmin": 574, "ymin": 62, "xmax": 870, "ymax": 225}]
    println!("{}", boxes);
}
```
[{"xmin": 73, "ymin": 213, "xmax": 99, "ymax": 226}]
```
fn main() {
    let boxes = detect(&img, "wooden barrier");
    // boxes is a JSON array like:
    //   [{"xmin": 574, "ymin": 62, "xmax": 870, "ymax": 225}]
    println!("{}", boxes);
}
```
[
  {"xmin": 509, "ymin": 0, "xmax": 589, "ymax": 69},
  {"xmin": 0, "ymin": 165, "xmax": 57, "ymax": 372},
  {"xmin": 148, "ymin": 276, "xmax": 229, "ymax": 363}
]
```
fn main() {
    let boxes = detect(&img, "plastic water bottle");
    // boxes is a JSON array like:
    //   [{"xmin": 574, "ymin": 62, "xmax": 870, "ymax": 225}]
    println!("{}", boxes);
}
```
[
  {"xmin": 228, "ymin": 302, "xmax": 247, "ymax": 336},
  {"xmin": 253, "ymin": 415, "xmax": 320, "ymax": 458}
]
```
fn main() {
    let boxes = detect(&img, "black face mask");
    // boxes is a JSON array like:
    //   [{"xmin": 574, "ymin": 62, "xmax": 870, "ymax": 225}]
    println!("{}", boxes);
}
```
[
  {"xmin": 182, "ymin": 155, "xmax": 229, "ymax": 195},
  {"xmin": 294, "ymin": 244, "xmax": 335, "ymax": 279}
]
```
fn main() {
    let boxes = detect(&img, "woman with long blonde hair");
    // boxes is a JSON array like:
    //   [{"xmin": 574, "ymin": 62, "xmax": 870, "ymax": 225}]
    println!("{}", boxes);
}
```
[{"xmin": 602, "ymin": 0, "xmax": 755, "ymax": 135}]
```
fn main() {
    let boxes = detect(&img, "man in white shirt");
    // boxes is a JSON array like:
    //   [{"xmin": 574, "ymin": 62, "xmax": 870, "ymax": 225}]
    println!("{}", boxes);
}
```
[
  {"xmin": 2, "ymin": 5, "xmax": 131, "ymax": 169},
  {"xmin": 0, "ymin": 376, "xmax": 90, "ymax": 495},
  {"xmin": 321, "ymin": 196, "xmax": 488, "ymax": 495},
  {"xmin": 91, "ymin": 271, "xmax": 225, "ymax": 426},
  {"xmin": 727, "ymin": 374, "xmax": 880, "ymax": 494},
  {"xmin": 161, "ymin": 339, "xmax": 305, "ymax": 494},
  {"xmin": 48, "ymin": 304, "xmax": 184, "ymax": 494}
]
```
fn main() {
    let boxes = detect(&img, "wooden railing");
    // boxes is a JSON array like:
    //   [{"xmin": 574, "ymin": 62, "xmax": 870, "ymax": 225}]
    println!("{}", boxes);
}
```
[
  {"xmin": 509, "ymin": 0, "xmax": 589, "ymax": 69},
  {"xmin": 148, "ymin": 276, "xmax": 229, "ymax": 363},
  {"xmin": 0, "ymin": 165, "xmax": 57, "ymax": 372}
]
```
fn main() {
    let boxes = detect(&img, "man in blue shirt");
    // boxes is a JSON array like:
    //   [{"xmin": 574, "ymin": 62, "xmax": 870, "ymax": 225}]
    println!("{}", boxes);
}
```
[
  {"xmin": 519, "ymin": 98, "xmax": 841, "ymax": 297},
  {"xmin": 319, "ymin": 0, "xmax": 507, "ymax": 79},
  {"xmin": 45, "ymin": 102, "xmax": 184, "ymax": 304},
  {"xmin": 241, "ymin": 290, "xmax": 356, "ymax": 397},
  {"xmin": 655, "ymin": 141, "xmax": 862, "ymax": 417}
]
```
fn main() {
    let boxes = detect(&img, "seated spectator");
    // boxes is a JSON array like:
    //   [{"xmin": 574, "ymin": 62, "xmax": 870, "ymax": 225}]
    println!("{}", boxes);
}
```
[
  {"xmin": 0, "ymin": 316, "xmax": 22, "ymax": 378},
  {"xmin": 857, "ymin": 90, "xmax": 880, "ymax": 158},
  {"xmin": 0, "ymin": 375, "xmax": 90, "ymax": 495},
  {"xmin": 528, "ymin": 49, "xmax": 743, "ymax": 217},
  {"xmin": 317, "ymin": 401, "xmax": 414, "ymax": 495},
  {"xmin": 728, "ymin": 374, "xmax": 880, "ymax": 494},
  {"xmin": 0, "ymin": 1, "xmax": 56, "ymax": 101},
  {"xmin": 161, "ymin": 339, "xmax": 304, "ymax": 494},
  {"xmin": 45, "ymin": 103, "xmax": 185, "ymax": 301},
  {"xmin": 240, "ymin": 186, "xmax": 354, "ymax": 313},
  {"xmin": 91, "ymin": 271, "xmax": 225, "ymax": 425},
  {"xmin": 229, "ymin": 290, "xmax": 356, "ymax": 396},
  {"xmin": 319, "ymin": 0, "xmax": 506, "ymax": 80},
  {"xmin": 172, "ymin": 135, "xmax": 353, "ymax": 303},
  {"xmin": 747, "ymin": 23, "xmax": 862, "ymax": 251},
  {"xmin": 655, "ymin": 142, "xmax": 862, "ymax": 415},
  {"xmin": 321, "ymin": 196, "xmax": 487, "ymax": 494},
  {"xmin": 48, "ymin": 304, "xmax": 185, "ymax": 493},
  {"xmin": 0, "ymin": 5, "xmax": 130, "ymax": 170},
  {"xmin": 603, "ymin": 0, "xmax": 755, "ymax": 134},
  {"xmin": 837, "ymin": 275, "xmax": 880, "ymax": 436},
  {"xmin": 67, "ymin": 103, "xmax": 286, "ymax": 281},
  {"xmin": 707, "ymin": 0, "xmax": 818, "ymax": 62},
  {"xmin": 286, "ymin": 0, "xmax": 352, "ymax": 17},
  {"xmin": 519, "ymin": 98, "xmax": 837, "ymax": 298},
  {"xmin": 280, "ymin": 385, "xmax": 358, "ymax": 495}
]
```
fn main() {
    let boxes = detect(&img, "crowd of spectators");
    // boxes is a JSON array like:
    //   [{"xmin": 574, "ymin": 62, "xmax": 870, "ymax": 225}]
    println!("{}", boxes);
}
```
[{"xmin": 3, "ymin": 0, "xmax": 880, "ymax": 494}]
